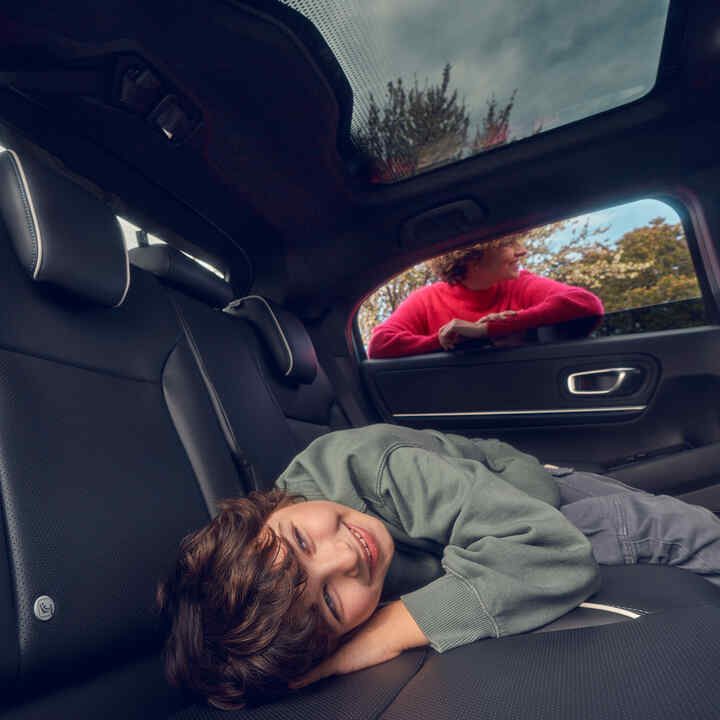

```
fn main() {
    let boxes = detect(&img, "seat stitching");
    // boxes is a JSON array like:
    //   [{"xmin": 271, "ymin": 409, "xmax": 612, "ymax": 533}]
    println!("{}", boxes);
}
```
[
  {"xmin": 6, "ymin": 152, "xmax": 39, "ymax": 273},
  {"xmin": 226, "ymin": 295, "xmax": 295, "ymax": 377},
  {"xmin": 0, "ymin": 339, "xmax": 159, "ymax": 384},
  {"xmin": 373, "ymin": 647, "xmax": 429, "ymax": 720}
]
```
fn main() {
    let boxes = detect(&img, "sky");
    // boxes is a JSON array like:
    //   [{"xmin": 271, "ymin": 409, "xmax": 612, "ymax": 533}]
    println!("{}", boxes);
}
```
[
  {"xmin": 547, "ymin": 198, "xmax": 681, "ymax": 251},
  {"xmin": 283, "ymin": 0, "xmax": 670, "ymax": 166}
]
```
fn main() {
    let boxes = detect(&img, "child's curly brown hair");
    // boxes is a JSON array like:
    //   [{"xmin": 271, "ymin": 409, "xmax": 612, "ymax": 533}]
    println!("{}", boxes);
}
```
[{"xmin": 156, "ymin": 491, "xmax": 334, "ymax": 710}]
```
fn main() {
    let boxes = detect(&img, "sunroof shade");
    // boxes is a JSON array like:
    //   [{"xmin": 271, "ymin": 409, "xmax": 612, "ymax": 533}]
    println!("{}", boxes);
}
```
[{"xmin": 281, "ymin": 0, "xmax": 670, "ymax": 182}]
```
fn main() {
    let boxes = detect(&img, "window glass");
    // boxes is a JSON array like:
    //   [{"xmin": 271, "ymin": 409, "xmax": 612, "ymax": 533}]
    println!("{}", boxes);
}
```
[
  {"xmin": 282, "ymin": 0, "xmax": 670, "ymax": 182},
  {"xmin": 358, "ymin": 199, "xmax": 704, "ymax": 354}
]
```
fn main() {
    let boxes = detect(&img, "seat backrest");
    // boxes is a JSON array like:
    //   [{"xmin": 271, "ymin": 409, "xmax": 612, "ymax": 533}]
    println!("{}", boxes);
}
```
[
  {"xmin": 0, "ymin": 149, "xmax": 242, "ymax": 714},
  {"xmin": 130, "ymin": 246, "xmax": 352, "ymax": 490}
]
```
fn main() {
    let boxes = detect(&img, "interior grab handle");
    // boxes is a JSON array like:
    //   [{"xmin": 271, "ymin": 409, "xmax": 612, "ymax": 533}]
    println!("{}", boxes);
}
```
[{"xmin": 567, "ymin": 367, "xmax": 640, "ymax": 396}]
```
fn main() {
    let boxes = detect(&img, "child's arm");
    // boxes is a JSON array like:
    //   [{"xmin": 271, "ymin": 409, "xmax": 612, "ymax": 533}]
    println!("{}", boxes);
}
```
[{"xmin": 290, "ymin": 600, "xmax": 428, "ymax": 688}]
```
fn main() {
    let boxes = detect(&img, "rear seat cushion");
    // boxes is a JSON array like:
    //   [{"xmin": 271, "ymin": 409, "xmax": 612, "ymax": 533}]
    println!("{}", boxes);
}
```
[
  {"xmin": 0, "ymin": 149, "xmax": 129, "ymax": 307},
  {"xmin": 129, "ymin": 245, "xmax": 233, "ymax": 308},
  {"xmin": 225, "ymin": 295, "xmax": 318, "ymax": 384}
]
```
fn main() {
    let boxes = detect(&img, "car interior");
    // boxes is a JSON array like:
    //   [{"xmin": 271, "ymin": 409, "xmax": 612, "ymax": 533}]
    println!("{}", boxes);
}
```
[{"xmin": 0, "ymin": 1, "xmax": 720, "ymax": 718}]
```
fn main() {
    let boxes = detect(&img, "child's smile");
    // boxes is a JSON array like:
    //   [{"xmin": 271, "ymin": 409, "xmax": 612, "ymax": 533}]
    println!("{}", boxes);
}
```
[{"xmin": 266, "ymin": 500, "xmax": 395, "ymax": 636}]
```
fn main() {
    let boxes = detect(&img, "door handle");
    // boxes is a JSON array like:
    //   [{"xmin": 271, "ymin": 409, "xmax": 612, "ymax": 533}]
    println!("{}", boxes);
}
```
[{"xmin": 567, "ymin": 367, "xmax": 643, "ymax": 396}]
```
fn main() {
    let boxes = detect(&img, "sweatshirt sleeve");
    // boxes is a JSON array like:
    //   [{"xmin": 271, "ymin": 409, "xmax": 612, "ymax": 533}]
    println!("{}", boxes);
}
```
[
  {"xmin": 484, "ymin": 273, "xmax": 604, "ymax": 339},
  {"xmin": 381, "ymin": 446, "xmax": 600, "ymax": 653},
  {"xmin": 368, "ymin": 290, "xmax": 442, "ymax": 358}
]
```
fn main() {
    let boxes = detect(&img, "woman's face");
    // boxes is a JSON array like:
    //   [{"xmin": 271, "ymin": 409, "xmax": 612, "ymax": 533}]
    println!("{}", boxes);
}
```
[
  {"xmin": 266, "ymin": 500, "xmax": 395, "ymax": 637},
  {"xmin": 473, "ymin": 238, "xmax": 527, "ymax": 285}
]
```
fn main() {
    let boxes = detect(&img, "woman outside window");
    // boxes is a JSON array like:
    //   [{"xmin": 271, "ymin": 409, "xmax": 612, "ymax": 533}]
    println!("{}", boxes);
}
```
[{"xmin": 367, "ymin": 237, "xmax": 603, "ymax": 358}]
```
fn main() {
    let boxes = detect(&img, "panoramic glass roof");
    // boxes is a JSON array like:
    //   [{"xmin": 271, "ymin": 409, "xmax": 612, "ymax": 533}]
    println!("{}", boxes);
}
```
[{"xmin": 281, "ymin": 0, "xmax": 671, "ymax": 182}]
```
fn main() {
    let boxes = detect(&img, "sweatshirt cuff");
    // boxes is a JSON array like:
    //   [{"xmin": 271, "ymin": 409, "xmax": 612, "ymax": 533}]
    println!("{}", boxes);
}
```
[{"xmin": 401, "ymin": 572, "xmax": 499, "ymax": 653}]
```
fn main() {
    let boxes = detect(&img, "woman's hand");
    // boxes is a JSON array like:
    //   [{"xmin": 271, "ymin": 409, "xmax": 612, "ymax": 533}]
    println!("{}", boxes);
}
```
[
  {"xmin": 438, "ymin": 318, "xmax": 484, "ymax": 350},
  {"xmin": 289, "ymin": 601, "xmax": 428, "ymax": 689},
  {"xmin": 438, "ymin": 311, "xmax": 518, "ymax": 350},
  {"xmin": 478, "ymin": 310, "xmax": 518, "ymax": 324}
]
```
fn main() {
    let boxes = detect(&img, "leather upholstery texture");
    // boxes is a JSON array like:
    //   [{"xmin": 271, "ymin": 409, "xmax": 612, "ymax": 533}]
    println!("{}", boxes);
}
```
[
  {"xmin": 130, "ymin": 245, "xmax": 234, "ymax": 308},
  {"xmin": 0, "ymin": 150, "xmax": 129, "ymax": 307},
  {"xmin": 225, "ymin": 295, "xmax": 318, "ymax": 384},
  {"xmin": 383, "ymin": 606, "xmax": 720, "ymax": 720}
]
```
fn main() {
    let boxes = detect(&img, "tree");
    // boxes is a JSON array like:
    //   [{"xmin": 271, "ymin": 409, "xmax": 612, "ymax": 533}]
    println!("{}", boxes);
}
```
[
  {"xmin": 355, "ymin": 64, "xmax": 515, "ymax": 180},
  {"xmin": 357, "ymin": 262, "xmax": 435, "ymax": 347},
  {"xmin": 525, "ymin": 218, "xmax": 699, "ymax": 313},
  {"xmin": 471, "ymin": 90, "xmax": 517, "ymax": 151}
]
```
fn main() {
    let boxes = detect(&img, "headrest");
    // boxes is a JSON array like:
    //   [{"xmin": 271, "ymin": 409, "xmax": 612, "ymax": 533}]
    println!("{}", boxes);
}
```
[
  {"xmin": 0, "ymin": 149, "xmax": 129, "ymax": 307},
  {"xmin": 225, "ymin": 295, "xmax": 318, "ymax": 384},
  {"xmin": 129, "ymin": 245, "xmax": 233, "ymax": 308}
]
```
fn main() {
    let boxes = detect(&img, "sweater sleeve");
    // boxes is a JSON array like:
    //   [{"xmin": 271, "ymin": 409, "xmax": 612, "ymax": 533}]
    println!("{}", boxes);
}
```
[
  {"xmin": 484, "ymin": 273, "xmax": 604, "ymax": 339},
  {"xmin": 368, "ymin": 289, "xmax": 442, "ymax": 358},
  {"xmin": 381, "ymin": 446, "xmax": 600, "ymax": 653}
]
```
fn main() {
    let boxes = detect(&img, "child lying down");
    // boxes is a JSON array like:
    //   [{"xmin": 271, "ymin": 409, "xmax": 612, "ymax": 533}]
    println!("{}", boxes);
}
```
[{"xmin": 157, "ymin": 424, "xmax": 720, "ymax": 709}]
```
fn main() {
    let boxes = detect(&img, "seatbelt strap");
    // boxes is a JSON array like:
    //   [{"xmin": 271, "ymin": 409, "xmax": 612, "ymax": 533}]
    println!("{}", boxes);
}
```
[{"xmin": 322, "ymin": 354, "xmax": 371, "ymax": 428}]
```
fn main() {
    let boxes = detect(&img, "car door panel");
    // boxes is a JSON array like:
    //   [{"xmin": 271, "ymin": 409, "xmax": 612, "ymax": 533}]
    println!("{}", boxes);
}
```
[{"xmin": 361, "ymin": 325, "xmax": 720, "ymax": 510}]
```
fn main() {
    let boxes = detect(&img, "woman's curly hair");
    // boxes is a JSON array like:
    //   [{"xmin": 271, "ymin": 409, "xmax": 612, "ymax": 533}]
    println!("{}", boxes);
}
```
[
  {"xmin": 156, "ymin": 491, "xmax": 334, "ymax": 710},
  {"xmin": 429, "ymin": 236, "xmax": 519, "ymax": 285}
]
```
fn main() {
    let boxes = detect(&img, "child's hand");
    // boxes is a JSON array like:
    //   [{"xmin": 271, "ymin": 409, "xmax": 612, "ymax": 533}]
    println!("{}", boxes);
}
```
[{"xmin": 289, "ymin": 600, "xmax": 428, "ymax": 689}]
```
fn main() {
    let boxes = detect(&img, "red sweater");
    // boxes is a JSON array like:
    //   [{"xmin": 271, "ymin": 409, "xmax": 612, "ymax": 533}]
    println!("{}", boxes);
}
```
[{"xmin": 368, "ymin": 271, "xmax": 603, "ymax": 358}]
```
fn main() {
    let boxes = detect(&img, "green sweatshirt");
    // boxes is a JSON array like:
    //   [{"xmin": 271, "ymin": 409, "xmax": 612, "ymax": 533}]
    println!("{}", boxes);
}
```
[{"xmin": 275, "ymin": 424, "xmax": 601, "ymax": 653}]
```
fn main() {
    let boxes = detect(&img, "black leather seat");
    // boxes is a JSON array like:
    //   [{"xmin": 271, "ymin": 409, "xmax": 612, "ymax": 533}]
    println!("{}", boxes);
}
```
[
  {"xmin": 129, "ymin": 245, "xmax": 720, "ymax": 718},
  {"xmin": 130, "ymin": 245, "xmax": 352, "ymax": 490},
  {"xmin": 0, "ymin": 148, "xmax": 243, "ymax": 718},
  {"xmin": 0, "ymin": 149, "xmax": 718, "ymax": 720}
]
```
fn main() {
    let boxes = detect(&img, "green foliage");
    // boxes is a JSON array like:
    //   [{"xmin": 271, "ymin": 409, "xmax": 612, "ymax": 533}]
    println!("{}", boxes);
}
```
[
  {"xmin": 593, "ymin": 298, "xmax": 705, "ymax": 337},
  {"xmin": 523, "ymin": 217, "xmax": 700, "ymax": 313},
  {"xmin": 471, "ymin": 90, "xmax": 517, "ymax": 151},
  {"xmin": 357, "ymin": 262, "xmax": 435, "ymax": 347},
  {"xmin": 355, "ymin": 64, "xmax": 515, "ymax": 179}
]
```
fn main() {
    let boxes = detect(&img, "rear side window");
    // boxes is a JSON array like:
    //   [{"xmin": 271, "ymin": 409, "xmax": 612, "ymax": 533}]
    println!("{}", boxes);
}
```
[{"xmin": 357, "ymin": 198, "xmax": 704, "ymax": 352}]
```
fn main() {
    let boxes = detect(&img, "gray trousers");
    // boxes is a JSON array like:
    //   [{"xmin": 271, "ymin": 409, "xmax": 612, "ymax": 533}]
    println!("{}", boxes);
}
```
[{"xmin": 548, "ymin": 467, "xmax": 720, "ymax": 588}]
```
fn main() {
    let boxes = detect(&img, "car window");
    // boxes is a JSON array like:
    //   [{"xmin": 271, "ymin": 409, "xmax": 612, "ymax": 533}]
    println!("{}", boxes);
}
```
[
  {"xmin": 282, "ymin": 0, "xmax": 670, "ymax": 182},
  {"xmin": 357, "ymin": 198, "xmax": 704, "ymax": 354}
]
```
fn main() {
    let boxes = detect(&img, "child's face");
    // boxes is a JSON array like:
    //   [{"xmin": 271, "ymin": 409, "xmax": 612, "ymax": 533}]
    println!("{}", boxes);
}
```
[{"xmin": 266, "ymin": 500, "xmax": 394, "ymax": 637}]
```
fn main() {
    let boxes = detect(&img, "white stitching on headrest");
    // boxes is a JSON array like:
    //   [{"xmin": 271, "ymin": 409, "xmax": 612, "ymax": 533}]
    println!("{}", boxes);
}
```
[
  {"xmin": 225, "ymin": 295, "xmax": 294, "ymax": 376},
  {"xmin": 5, "ymin": 150, "xmax": 129, "ymax": 308},
  {"xmin": 5, "ymin": 149, "xmax": 44, "ymax": 279}
]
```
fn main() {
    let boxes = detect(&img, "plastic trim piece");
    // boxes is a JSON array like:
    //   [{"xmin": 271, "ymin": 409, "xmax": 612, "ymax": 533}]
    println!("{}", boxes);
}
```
[
  {"xmin": 579, "ymin": 602, "xmax": 642, "ymax": 619},
  {"xmin": 567, "ymin": 367, "xmax": 637, "ymax": 396},
  {"xmin": 392, "ymin": 406, "xmax": 646, "ymax": 418}
]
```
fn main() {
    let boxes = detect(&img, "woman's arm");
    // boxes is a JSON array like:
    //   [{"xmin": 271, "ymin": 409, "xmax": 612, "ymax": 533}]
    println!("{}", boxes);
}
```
[
  {"xmin": 368, "ymin": 290, "xmax": 440, "ymax": 358},
  {"xmin": 484, "ymin": 274, "xmax": 603, "ymax": 339}
]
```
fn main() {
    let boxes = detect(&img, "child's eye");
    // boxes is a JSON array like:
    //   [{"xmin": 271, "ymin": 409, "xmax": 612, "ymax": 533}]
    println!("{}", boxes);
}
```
[
  {"xmin": 293, "ymin": 526, "xmax": 308, "ymax": 552},
  {"xmin": 323, "ymin": 586, "xmax": 340, "ymax": 622}
]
